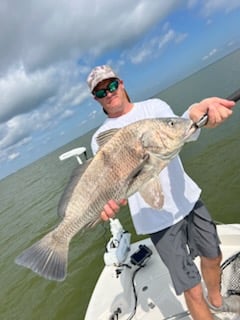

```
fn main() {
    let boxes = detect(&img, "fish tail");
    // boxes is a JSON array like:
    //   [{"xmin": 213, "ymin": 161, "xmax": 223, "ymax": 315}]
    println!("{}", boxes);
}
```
[{"xmin": 15, "ymin": 230, "xmax": 69, "ymax": 281}]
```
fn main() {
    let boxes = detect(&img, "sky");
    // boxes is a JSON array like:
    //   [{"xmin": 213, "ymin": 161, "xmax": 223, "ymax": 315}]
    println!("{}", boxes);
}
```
[{"xmin": 0, "ymin": 0, "xmax": 240, "ymax": 180}]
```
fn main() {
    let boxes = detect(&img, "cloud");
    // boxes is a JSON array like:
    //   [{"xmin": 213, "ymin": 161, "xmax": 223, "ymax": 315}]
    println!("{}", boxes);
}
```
[
  {"xmin": 0, "ymin": 1, "xmax": 182, "ymax": 125},
  {"xmin": 159, "ymin": 29, "xmax": 176, "ymax": 49},
  {"xmin": 0, "ymin": 66, "xmax": 57, "ymax": 124},
  {"xmin": 88, "ymin": 110, "xmax": 97, "ymax": 120},
  {"xmin": 127, "ymin": 24, "xmax": 188, "ymax": 64},
  {"xmin": 59, "ymin": 82, "xmax": 89, "ymax": 108},
  {"xmin": 0, "ymin": 116, "xmax": 33, "ymax": 149},
  {"xmin": 60, "ymin": 109, "xmax": 75, "ymax": 119},
  {"xmin": 202, "ymin": 48, "xmax": 218, "ymax": 61},
  {"xmin": 129, "ymin": 48, "xmax": 153, "ymax": 64},
  {"xmin": 0, "ymin": 1, "xmax": 180, "ymax": 74},
  {"xmin": 8, "ymin": 152, "xmax": 20, "ymax": 161},
  {"xmin": 175, "ymin": 33, "xmax": 188, "ymax": 44},
  {"xmin": 0, "ymin": 100, "xmax": 67, "ymax": 154},
  {"xmin": 0, "ymin": 1, "xmax": 183, "ymax": 164},
  {"xmin": 201, "ymin": 0, "xmax": 240, "ymax": 16}
]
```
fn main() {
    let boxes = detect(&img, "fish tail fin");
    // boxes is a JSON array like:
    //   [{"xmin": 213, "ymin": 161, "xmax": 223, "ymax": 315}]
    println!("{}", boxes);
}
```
[{"xmin": 15, "ymin": 230, "xmax": 69, "ymax": 281}]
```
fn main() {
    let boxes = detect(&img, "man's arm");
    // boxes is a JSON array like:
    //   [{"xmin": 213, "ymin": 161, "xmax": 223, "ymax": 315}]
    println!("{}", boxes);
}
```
[
  {"xmin": 188, "ymin": 97, "xmax": 235, "ymax": 128},
  {"xmin": 99, "ymin": 97, "xmax": 236, "ymax": 221}
]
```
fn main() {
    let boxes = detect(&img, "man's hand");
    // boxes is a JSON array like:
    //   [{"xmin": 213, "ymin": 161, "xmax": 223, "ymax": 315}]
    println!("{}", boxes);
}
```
[
  {"xmin": 100, "ymin": 199, "xmax": 127, "ymax": 221},
  {"xmin": 189, "ymin": 97, "xmax": 235, "ymax": 128}
]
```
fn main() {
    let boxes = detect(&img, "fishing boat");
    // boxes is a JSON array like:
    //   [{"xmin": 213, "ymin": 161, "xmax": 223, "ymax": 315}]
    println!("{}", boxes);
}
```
[
  {"xmin": 85, "ymin": 220, "xmax": 240, "ymax": 320},
  {"xmin": 58, "ymin": 149, "xmax": 240, "ymax": 320}
]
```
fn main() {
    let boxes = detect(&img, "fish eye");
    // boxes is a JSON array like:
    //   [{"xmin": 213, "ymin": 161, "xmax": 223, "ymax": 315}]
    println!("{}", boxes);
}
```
[{"xmin": 168, "ymin": 120, "xmax": 175, "ymax": 127}]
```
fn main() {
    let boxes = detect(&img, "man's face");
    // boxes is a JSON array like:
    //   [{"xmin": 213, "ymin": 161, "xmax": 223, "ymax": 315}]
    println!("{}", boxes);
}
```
[{"xmin": 93, "ymin": 78, "xmax": 126, "ymax": 116}]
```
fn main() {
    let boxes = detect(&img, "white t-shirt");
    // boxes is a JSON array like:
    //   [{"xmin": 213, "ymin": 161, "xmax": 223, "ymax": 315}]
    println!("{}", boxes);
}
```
[{"xmin": 91, "ymin": 99, "xmax": 201, "ymax": 235}]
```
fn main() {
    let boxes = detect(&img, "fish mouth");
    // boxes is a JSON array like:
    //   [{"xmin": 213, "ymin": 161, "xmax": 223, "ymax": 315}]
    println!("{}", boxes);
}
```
[{"xmin": 184, "ymin": 121, "xmax": 198, "ymax": 140}]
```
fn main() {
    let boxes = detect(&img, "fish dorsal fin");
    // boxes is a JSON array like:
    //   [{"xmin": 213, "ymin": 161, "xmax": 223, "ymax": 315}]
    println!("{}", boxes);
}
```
[
  {"xmin": 57, "ymin": 158, "xmax": 93, "ymax": 218},
  {"xmin": 96, "ymin": 128, "xmax": 119, "ymax": 148},
  {"xmin": 139, "ymin": 177, "xmax": 164, "ymax": 209}
]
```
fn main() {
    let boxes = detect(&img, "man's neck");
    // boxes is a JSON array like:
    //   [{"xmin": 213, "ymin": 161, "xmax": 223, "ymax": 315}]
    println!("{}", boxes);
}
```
[{"xmin": 108, "ymin": 102, "xmax": 134, "ymax": 118}]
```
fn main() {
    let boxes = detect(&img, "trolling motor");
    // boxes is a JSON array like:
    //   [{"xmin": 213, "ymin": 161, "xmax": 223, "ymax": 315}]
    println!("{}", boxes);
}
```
[{"xmin": 104, "ymin": 219, "xmax": 131, "ymax": 266}]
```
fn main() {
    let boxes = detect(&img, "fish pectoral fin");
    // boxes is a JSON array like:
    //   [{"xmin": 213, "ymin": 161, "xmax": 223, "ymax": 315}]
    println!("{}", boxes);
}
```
[
  {"xmin": 139, "ymin": 177, "xmax": 164, "ymax": 209},
  {"xmin": 127, "ymin": 153, "xmax": 150, "ymax": 181},
  {"xmin": 125, "ymin": 154, "xmax": 154, "ymax": 196},
  {"xmin": 96, "ymin": 128, "xmax": 119, "ymax": 148}
]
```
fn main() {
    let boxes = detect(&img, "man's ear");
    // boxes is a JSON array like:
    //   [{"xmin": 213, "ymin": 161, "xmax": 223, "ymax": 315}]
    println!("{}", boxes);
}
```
[{"xmin": 119, "ymin": 79, "xmax": 124, "ymax": 88}]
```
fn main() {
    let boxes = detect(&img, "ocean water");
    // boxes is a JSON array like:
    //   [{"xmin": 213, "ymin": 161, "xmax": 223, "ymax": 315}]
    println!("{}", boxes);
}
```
[{"xmin": 0, "ymin": 49, "xmax": 240, "ymax": 320}]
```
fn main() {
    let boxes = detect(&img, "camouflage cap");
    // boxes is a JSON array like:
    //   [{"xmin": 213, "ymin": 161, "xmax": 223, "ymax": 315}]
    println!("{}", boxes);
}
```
[{"xmin": 87, "ymin": 65, "xmax": 118, "ymax": 92}]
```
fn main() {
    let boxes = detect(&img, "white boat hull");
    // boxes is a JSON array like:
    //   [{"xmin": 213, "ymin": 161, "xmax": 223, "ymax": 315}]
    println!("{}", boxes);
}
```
[{"xmin": 85, "ymin": 224, "xmax": 240, "ymax": 320}]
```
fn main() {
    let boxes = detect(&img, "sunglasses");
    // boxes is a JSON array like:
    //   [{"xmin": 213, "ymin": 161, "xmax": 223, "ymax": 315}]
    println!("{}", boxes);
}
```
[{"xmin": 93, "ymin": 79, "xmax": 119, "ymax": 99}]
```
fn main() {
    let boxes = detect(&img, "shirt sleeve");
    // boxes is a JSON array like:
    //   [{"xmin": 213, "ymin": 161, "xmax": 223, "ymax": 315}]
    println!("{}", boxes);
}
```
[{"xmin": 91, "ymin": 130, "xmax": 100, "ymax": 155}]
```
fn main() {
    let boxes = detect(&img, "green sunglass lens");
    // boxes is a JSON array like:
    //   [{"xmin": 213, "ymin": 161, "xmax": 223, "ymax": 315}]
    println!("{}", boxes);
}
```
[
  {"xmin": 108, "ymin": 80, "xmax": 119, "ymax": 92},
  {"xmin": 95, "ymin": 90, "xmax": 106, "ymax": 98}
]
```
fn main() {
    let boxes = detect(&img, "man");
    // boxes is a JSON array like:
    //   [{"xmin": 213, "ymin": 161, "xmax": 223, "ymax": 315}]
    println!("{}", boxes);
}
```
[{"xmin": 87, "ymin": 65, "xmax": 238, "ymax": 320}]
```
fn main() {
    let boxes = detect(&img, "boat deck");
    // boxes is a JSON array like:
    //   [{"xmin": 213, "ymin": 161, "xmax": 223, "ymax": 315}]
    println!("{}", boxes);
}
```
[{"xmin": 85, "ymin": 224, "xmax": 240, "ymax": 320}]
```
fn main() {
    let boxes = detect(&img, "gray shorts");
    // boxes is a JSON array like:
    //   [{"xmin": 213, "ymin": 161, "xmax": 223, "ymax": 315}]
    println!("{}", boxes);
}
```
[{"xmin": 149, "ymin": 199, "xmax": 221, "ymax": 295}]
